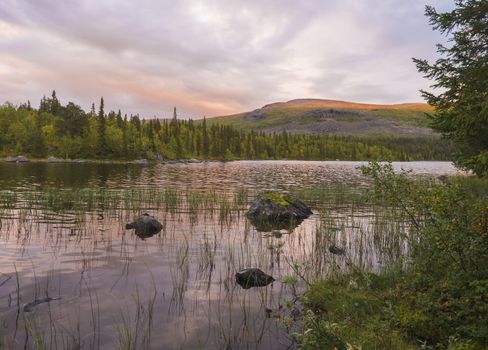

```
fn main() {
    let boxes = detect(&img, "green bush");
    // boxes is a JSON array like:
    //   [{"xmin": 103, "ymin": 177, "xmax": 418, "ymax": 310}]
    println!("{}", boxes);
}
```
[
  {"xmin": 294, "ymin": 163, "xmax": 488, "ymax": 349},
  {"xmin": 364, "ymin": 163, "xmax": 488, "ymax": 348}
]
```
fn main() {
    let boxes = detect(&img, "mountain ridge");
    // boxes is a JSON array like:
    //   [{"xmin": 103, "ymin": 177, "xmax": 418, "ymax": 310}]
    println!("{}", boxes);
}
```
[
  {"xmin": 256, "ymin": 98, "xmax": 432, "ymax": 111},
  {"xmin": 208, "ymin": 98, "xmax": 434, "ymax": 136}
]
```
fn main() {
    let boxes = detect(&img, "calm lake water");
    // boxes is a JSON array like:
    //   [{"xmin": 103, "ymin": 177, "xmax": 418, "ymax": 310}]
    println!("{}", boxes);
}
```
[{"xmin": 0, "ymin": 161, "xmax": 461, "ymax": 349}]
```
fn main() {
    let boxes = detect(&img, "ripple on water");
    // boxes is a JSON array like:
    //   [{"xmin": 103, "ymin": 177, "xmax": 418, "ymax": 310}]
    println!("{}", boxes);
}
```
[{"xmin": 0, "ymin": 160, "xmax": 462, "ymax": 349}]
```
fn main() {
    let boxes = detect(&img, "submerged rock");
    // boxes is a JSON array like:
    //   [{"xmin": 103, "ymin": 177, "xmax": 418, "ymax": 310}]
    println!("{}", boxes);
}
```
[
  {"xmin": 235, "ymin": 268, "xmax": 275, "ymax": 289},
  {"xmin": 23, "ymin": 297, "xmax": 62, "ymax": 312},
  {"xmin": 329, "ymin": 245, "xmax": 345, "ymax": 255},
  {"xmin": 246, "ymin": 191, "xmax": 312, "ymax": 232},
  {"xmin": 125, "ymin": 213, "xmax": 163, "ymax": 238}
]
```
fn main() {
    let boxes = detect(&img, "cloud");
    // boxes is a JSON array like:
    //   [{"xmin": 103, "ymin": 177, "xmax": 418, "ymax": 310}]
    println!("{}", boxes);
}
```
[{"xmin": 0, "ymin": 0, "xmax": 453, "ymax": 118}]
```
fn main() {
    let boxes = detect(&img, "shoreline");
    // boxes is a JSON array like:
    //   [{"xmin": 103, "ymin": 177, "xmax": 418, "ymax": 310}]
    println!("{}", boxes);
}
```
[
  {"xmin": 1, "ymin": 156, "xmax": 456, "ymax": 165},
  {"xmin": 1, "ymin": 156, "xmax": 212, "ymax": 165}
]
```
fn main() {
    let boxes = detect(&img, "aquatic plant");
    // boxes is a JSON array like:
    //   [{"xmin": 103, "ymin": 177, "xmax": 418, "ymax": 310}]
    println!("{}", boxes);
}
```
[{"xmin": 0, "ymin": 164, "xmax": 461, "ymax": 349}]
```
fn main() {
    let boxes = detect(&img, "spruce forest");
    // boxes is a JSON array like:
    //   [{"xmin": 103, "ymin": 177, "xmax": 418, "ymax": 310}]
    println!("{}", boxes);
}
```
[{"xmin": 0, "ymin": 91, "xmax": 452, "ymax": 161}]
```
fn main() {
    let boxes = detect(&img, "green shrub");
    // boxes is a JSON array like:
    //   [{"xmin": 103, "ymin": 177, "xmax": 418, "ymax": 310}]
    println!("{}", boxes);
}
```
[{"xmin": 294, "ymin": 163, "xmax": 488, "ymax": 349}]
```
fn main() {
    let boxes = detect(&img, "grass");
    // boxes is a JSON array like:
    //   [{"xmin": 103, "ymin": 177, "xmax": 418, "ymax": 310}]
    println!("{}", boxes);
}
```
[
  {"xmin": 294, "ymin": 272, "xmax": 418, "ymax": 350},
  {"xmin": 2, "ymin": 166, "xmax": 482, "ymax": 349},
  {"xmin": 0, "ymin": 187, "xmax": 250, "ymax": 221},
  {"xmin": 287, "ymin": 166, "xmax": 488, "ymax": 350}
]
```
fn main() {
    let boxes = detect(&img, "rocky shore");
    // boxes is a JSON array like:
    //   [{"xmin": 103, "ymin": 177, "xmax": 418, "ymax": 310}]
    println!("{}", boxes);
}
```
[{"xmin": 1, "ymin": 156, "xmax": 215, "ymax": 165}]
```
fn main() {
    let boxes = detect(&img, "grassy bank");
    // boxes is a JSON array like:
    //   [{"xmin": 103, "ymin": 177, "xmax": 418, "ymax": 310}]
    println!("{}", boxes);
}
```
[{"xmin": 290, "ymin": 164, "xmax": 488, "ymax": 349}]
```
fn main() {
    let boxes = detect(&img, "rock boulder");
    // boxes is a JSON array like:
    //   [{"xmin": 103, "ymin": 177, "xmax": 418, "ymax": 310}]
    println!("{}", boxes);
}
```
[
  {"xmin": 246, "ymin": 191, "xmax": 312, "ymax": 231},
  {"xmin": 126, "ymin": 213, "xmax": 163, "ymax": 238},
  {"xmin": 235, "ymin": 268, "xmax": 274, "ymax": 289}
]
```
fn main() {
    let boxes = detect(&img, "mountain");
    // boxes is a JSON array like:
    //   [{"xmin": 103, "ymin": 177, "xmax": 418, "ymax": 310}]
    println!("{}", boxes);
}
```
[{"xmin": 208, "ymin": 99, "xmax": 434, "ymax": 136}]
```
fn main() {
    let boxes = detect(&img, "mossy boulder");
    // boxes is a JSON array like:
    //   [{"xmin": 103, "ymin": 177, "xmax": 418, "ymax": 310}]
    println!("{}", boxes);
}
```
[{"xmin": 246, "ymin": 191, "xmax": 312, "ymax": 231}]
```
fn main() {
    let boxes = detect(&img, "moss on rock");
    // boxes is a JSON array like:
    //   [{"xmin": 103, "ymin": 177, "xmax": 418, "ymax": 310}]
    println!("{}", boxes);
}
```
[
  {"xmin": 261, "ymin": 192, "xmax": 293, "ymax": 206},
  {"xmin": 246, "ymin": 191, "xmax": 312, "ymax": 232}
]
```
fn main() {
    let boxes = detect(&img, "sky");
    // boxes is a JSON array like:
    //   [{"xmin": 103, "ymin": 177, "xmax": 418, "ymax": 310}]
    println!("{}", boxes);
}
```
[{"xmin": 0, "ymin": 0, "xmax": 453, "ymax": 119}]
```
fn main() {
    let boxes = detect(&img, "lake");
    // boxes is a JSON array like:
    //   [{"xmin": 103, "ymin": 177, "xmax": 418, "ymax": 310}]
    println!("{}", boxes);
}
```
[{"xmin": 0, "ymin": 161, "xmax": 461, "ymax": 349}]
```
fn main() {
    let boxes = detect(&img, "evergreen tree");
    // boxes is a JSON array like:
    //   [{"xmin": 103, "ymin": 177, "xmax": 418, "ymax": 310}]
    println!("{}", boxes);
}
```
[
  {"xmin": 116, "ymin": 110, "xmax": 123, "ymax": 128},
  {"xmin": 122, "ymin": 115, "xmax": 128, "ymax": 158},
  {"xmin": 131, "ymin": 115, "xmax": 141, "ymax": 131},
  {"xmin": 39, "ymin": 96, "xmax": 48, "ymax": 113},
  {"xmin": 50, "ymin": 90, "xmax": 60, "ymax": 115},
  {"xmin": 59, "ymin": 102, "xmax": 88, "ymax": 137},
  {"xmin": 97, "ymin": 97, "xmax": 106, "ymax": 157},
  {"xmin": 31, "ymin": 112, "xmax": 47, "ymax": 158},
  {"xmin": 0, "ymin": 91, "xmax": 455, "ymax": 161},
  {"xmin": 413, "ymin": 0, "xmax": 488, "ymax": 176},
  {"xmin": 202, "ymin": 116, "xmax": 208, "ymax": 159}
]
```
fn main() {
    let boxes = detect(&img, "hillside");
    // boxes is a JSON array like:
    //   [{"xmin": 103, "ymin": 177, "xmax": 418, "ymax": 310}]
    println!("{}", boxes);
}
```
[{"xmin": 208, "ymin": 99, "xmax": 434, "ymax": 136}]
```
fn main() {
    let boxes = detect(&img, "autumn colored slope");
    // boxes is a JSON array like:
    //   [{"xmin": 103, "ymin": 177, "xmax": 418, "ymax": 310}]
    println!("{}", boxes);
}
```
[{"xmin": 208, "ymin": 99, "xmax": 434, "ymax": 135}]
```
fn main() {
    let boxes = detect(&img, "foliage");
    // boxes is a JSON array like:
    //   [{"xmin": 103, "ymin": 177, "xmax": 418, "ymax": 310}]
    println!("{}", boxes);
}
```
[
  {"xmin": 0, "ymin": 93, "xmax": 454, "ymax": 161},
  {"xmin": 363, "ymin": 163, "xmax": 488, "ymax": 347},
  {"xmin": 295, "ymin": 163, "xmax": 488, "ymax": 349},
  {"xmin": 413, "ymin": 0, "xmax": 488, "ymax": 176},
  {"xmin": 295, "ymin": 274, "xmax": 416, "ymax": 350}
]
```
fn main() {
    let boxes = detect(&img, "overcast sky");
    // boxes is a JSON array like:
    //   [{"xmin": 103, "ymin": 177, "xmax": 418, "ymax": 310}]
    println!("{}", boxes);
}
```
[{"xmin": 0, "ymin": 0, "xmax": 453, "ymax": 118}]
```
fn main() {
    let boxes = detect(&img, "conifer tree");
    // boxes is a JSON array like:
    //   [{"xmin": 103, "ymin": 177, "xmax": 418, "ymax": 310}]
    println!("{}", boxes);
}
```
[
  {"xmin": 116, "ymin": 110, "xmax": 123, "ymax": 128},
  {"xmin": 50, "ymin": 90, "xmax": 60, "ymax": 115},
  {"xmin": 97, "ymin": 97, "xmax": 106, "ymax": 157},
  {"xmin": 122, "ymin": 115, "xmax": 128, "ymax": 158},
  {"xmin": 31, "ymin": 112, "xmax": 47, "ymax": 158},
  {"xmin": 202, "ymin": 116, "xmax": 208, "ymax": 159},
  {"xmin": 414, "ymin": 0, "xmax": 488, "ymax": 176}
]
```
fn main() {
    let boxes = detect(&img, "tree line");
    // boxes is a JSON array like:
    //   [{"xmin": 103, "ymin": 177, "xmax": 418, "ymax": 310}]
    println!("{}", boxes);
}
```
[{"xmin": 0, "ymin": 91, "xmax": 453, "ymax": 161}]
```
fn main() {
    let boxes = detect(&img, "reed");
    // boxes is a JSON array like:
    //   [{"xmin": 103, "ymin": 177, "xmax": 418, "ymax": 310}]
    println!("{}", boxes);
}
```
[{"xmin": 0, "ymin": 176, "xmax": 429, "ymax": 349}]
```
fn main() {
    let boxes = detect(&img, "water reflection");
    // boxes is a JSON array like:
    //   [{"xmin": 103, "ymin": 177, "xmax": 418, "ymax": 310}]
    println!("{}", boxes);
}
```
[
  {"xmin": 247, "ymin": 216, "xmax": 303, "ymax": 233},
  {"xmin": 0, "ymin": 161, "xmax": 460, "ymax": 349},
  {"xmin": 0, "ymin": 160, "xmax": 461, "ymax": 191}
]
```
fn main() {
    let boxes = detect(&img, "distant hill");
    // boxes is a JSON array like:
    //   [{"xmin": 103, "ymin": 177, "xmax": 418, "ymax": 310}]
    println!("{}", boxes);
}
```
[{"xmin": 208, "ymin": 99, "xmax": 434, "ymax": 136}]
